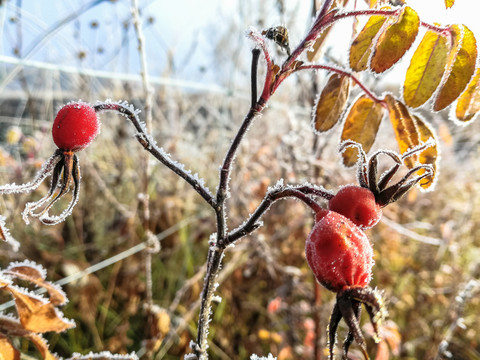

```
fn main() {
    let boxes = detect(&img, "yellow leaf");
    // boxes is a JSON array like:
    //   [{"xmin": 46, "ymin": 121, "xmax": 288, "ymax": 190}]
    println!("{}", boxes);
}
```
[
  {"xmin": 8, "ymin": 287, "xmax": 74, "ymax": 333},
  {"xmin": 445, "ymin": 0, "xmax": 455, "ymax": 8},
  {"xmin": 384, "ymin": 94, "xmax": 420, "ymax": 167},
  {"xmin": 412, "ymin": 115, "xmax": 439, "ymax": 190},
  {"xmin": 340, "ymin": 94, "xmax": 384, "ymax": 166},
  {"xmin": 349, "ymin": 11, "xmax": 389, "ymax": 71},
  {"xmin": 434, "ymin": 24, "xmax": 477, "ymax": 111},
  {"xmin": 371, "ymin": 6, "xmax": 420, "ymax": 73},
  {"xmin": 307, "ymin": 30, "xmax": 330, "ymax": 63},
  {"xmin": 403, "ymin": 29, "xmax": 449, "ymax": 108},
  {"xmin": 455, "ymin": 66, "xmax": 480, "ymax": 122},
  {"xmin": 0, "ymin": 335, "xmax": 20, "ymax": 360},
  {"xmin": 313, "ymin": 74, "xmax": 350, "ymax": 132},
  {"xmin": 307, "ymin": 1, "xmax": 340, "ymax": 62}
]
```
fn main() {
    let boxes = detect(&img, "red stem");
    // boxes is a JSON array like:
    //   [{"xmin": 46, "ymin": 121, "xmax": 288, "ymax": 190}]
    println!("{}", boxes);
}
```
[
  {"xmin": 334, "ymin": 8, "xmax": 450, "ymax": 36},
  {"xmin": 295, "ymin": 64, "xmax": 385, "ymax": 105}
]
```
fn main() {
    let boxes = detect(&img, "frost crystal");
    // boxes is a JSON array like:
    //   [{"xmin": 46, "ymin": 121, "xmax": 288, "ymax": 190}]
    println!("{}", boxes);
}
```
[
  {"xmin": 0, "ymin": 216, "xmax": 19, "ymax": 251},
  {"xmin": 250, "ymin": 354, "xmax": 277, "ymax": 360},
  {"xmin": 7, "ymin": 259, "xmax": 48, "ymax": 279},
  {"xmin": 67, "ymin": 351, "xmax": 138, "ymax": 360}
]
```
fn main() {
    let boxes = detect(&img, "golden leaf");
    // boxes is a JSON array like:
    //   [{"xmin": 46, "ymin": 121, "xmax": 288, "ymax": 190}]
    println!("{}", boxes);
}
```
[
  {"xmin": 384, "ymin": 94, "xmax": 420, "ymax": 167},
  {"xmin": 434, "ymin": 24, "xmax": 477, "ymax": 111},
  {"xmin": 8, "ymin": 286, "xmax": 74, "ymax": 333},
  {"xmin": 349, "ymin": 11, "xmax": 389, "ymax": 71},
  {"xmin": 0, "ymin": 334, "xmax": 20, "ymax": 360},
  {"xmin": 455, "ymin": 66, "xmax": 480, "ymax": 122},
  {"xmin": 412, "ymin": 115, "xmax": 438, "ymax": 190},
  {"xmin": 371, "ymin": 6, "xmax": 420, "ymax": 73},
  {"xmin": 307, "ymin": 30, "xmax": 330, "ymax": 63},
  {"xmin": 307, "ymin": 2, "xmax": 339, "ymax": 62},
  {"xmin": 313, "ymin": 74, "xmax": 350, "ymax": 132},
  {"xmin": 403, "ymin": 29, "xmax": 449, "ymax": 108},
  {"xmin": 445, "ymin": 0, "xmax": 455, "ymax": 8},
  {"xmin": 340, "ymin": 94, "xmax": 384, "ymax": 166}
]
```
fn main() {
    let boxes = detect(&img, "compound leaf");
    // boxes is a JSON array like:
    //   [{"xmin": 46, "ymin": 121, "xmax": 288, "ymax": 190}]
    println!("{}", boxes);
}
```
[
  {"xmin": 313, "ymin": 74, "xmax": 350, "ymax": 132},
  {"xmin": 455, "ymin": 66, "xmax": 480, "ymax": 122},
  {"xmin": 434, "ymin": 24, "xmax": 477, "ymax": 111},
  {"xmin": 341, "ymin": 94, "xmax": 384, "ymax": 166},
  {"xmin": 403, "ymin": 29, "xmax": 449, "ymax": 108},
  {"xmin": 349, "ymin": 11, "xmax": 389, "ymax": 71},
  {"xmin": 371, "ymin": 6, "xmax": 420, "ymax": 73}
]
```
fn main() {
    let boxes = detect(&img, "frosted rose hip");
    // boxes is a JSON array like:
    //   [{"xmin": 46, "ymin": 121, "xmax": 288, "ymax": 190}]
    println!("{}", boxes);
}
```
[
  {"xmin": 328, "ymin": 185, "xmax": 382, "ymax": 230},
  {"xmin": 305, "ymin": 211, "xmax": 373, "ymax": 292},
  {"xmin": 52, "ymin": 102, "xmax": 99, "ymax": 151}
]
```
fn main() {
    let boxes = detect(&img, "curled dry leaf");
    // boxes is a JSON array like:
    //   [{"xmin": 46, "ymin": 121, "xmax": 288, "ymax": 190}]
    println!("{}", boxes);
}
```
[
  {"xmin": 455, "ymin": 66, "xmax": 480, "ymax": 122},
  {"xmin": 8, "ymin": 286, "xmax": 74, "ymax": 333},
  {"xmin": 313, "ymin": 74, "xmax": 350, "ymax": 132},
  {"xmin": 434, "ymin": 24, "xmax": 477, "ymax": 111},
  {"xmin": 349, "ymin": 9, "xmax": 389, "ymax": 71},
  {"xmin": 6, "ymin": 262, "xmax": 67, "ymax": 306},
  {"xmin": 27, "ymin": 333, "xmax": 59, "ymax": 360},
  {"xmin": 403, "ymin": 29, "xmax": 449, "ymax": 108},
  {"xmin": 340, "ymin": 94, "xmax": 384, "ymax": 166},
  {"xmin": 371, "ymin": 6, "xmax": 420, "ymax": 73},
  {"xmin": 0, "ymin": 334, "xmax": 20, "ymax": 360}
]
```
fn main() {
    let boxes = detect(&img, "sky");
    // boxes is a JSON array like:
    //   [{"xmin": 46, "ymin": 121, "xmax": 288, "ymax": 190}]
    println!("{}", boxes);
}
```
[{"xmin": 0, "ymin": 0, "xmax": 479, "ymax": 89}]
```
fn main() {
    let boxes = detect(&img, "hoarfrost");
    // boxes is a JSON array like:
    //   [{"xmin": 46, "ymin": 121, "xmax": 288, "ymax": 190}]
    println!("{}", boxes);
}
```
[
  {"xmin": 0, "ymin": 216, "xmax": 20, "ymax": 251},
  {"xmin": 250, "ymin": 354, "xmax": 277, "ymax": 360},
  {"xmin": 68, "ymin": 351, "xmax": 138, "ymax": 360},
  {"xmin": 7, "ymin": 259, "xmax": 47, "ymax": 279}
]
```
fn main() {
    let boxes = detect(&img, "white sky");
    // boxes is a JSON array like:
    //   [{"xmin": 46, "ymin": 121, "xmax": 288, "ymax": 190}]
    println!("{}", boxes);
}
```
[{"xmin": 1, "ymin": 0, "xmax": 479, "ymax": 84}]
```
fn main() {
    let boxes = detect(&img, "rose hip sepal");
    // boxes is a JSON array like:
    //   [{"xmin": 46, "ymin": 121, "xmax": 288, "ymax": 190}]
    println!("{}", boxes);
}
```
[{"xmin": 306, "ymin": 209, "xmax": 386, "ymax": 360}]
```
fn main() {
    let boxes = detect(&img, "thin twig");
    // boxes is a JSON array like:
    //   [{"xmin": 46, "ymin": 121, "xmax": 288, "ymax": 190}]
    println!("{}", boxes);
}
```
[
  {"xmin": 131, "ymin": 0, "xmax": 156, "ymax": 333},
  {"xmin": 251, "ymin": 49, "xmax": 260, "ymax": 108},
  {"xmin": 93, "ymin": 102, "xmax": 216, "ymax": 208},
  {"xmin": 435, "ymin": 279, "xmax": 480, "ymax": 360}
]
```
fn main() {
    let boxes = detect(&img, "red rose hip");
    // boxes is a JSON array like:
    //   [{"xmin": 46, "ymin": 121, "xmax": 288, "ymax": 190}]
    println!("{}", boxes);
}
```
[
  {"xmin": 306, "ymin": 210, "xmax": 373, "ymax": 292},
  {"xmin": 328, "ymin": 185, "xmax": 382, "ymax": 230},
  {"xmin": 52, "ymin": 102, "xmax": 99, "ymax": 152}
]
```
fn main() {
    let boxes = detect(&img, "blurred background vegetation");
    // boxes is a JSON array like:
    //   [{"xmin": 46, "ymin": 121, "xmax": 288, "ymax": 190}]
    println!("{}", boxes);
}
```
[{"xmin": 0, "ymin": 0, "xmax": 479, "ymax": 359}]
